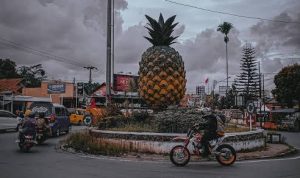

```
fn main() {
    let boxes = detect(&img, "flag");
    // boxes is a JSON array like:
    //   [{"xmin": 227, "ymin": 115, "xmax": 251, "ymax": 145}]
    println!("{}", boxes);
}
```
[
  {"xmin": 205, "ymin": 78, "xmax": 209, "ymax": 84},
  {"xmin": 90, "ymin": 98, "xmax": 96, "ymax": 108}
]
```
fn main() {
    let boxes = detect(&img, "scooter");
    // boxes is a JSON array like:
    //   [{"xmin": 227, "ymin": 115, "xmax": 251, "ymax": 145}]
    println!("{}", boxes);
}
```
[{"xmin": 169, "ymin": 126, "xmax": 236, "ymax": 166}]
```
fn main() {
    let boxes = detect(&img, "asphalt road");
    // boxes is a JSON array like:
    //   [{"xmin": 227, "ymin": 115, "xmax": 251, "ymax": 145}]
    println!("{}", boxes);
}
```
[
  {"xmin": 0, "ymin": 117, "xmax": 17, "ymax": 131},
  {"xmin": 0, "ymin": 128, "xmax": 300, "ymax": 178}
]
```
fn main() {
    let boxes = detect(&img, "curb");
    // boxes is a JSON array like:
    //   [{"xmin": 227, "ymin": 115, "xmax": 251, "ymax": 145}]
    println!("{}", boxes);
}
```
[
  {"xmin": 237, "ymin": 146, "xmax": 298, "ymax": 161},
  {"xmin": 58, "ymin": 140, "xmax": 298, "ymax": 163}
]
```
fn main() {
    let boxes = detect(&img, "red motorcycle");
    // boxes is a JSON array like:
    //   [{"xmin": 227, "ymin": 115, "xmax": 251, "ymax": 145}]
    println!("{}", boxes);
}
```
[{"xmin": 170, "ymin": 127, "xmax": 236, "ymax": 166}]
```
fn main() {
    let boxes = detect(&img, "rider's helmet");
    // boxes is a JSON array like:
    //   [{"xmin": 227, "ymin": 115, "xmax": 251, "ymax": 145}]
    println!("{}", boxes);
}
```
[{"xmin": 24, "ymin": 110, "xmax": 32, "ymax": 117}]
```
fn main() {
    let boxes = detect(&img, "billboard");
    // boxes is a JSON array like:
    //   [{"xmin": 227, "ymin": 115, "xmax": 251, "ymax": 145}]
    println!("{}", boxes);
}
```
[
  {"xmin": 113, "ymin": 74, "xmax": 138, "ymax": 92},
  {"xmin": 47, "ymin": 82, "xmax": 65, "ymax": 94}
]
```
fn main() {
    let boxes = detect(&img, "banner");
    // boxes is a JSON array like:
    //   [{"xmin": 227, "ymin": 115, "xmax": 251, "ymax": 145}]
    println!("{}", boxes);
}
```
[{"xmin": 47, "ymin": 83, "xmax": 65, "ymax": 94}]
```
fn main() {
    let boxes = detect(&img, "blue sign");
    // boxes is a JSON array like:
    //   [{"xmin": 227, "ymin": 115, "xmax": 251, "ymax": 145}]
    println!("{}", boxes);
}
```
[{"xmin": 47, "ymin": 83, "xmax": 65, "ymax": 94}]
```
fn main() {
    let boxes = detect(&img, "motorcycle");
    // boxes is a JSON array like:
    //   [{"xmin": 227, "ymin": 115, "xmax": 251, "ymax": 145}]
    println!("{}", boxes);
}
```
[
  {"xmin": 36, "ymin": 127, "xmax": 47, "ymax": 145},
  {"xmin": 16, "ymin": 129, "xmax": 36, "ymax": 152},
  {"xmin": 170, "ymin": 126, "xmax": 236, "ymax": 166}
]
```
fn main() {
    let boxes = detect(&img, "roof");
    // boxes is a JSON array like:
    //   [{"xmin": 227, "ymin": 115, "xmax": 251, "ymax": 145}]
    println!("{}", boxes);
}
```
[
  {"xmin": 52, "ymin": 103, "xmax": 65, "ymax": 108},
  {"xmin": 3, "ymin": 95, "xmax": 52, "ymax": 102},
  {"xmin": 0, "ymin": 78, "xmax": 24, "ymax": 94}
]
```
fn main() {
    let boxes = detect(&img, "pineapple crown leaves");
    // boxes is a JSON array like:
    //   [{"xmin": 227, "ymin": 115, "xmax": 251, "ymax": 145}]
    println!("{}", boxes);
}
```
[{"xmin": 144, "ymin": 13, "xmax": 179, "ymax": 46}]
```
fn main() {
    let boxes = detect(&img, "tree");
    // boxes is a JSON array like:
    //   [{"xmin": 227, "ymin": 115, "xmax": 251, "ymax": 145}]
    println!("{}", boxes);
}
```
[
  {"xmin": 217, "ymin": 85, "xmax": 237, "ymax": 109},
  {"xmin": 235, "ymin": 43, "xmax": 260, "ymax": 104},
  {"xmin": 0, "ymin": 59, "xmax": 20, "ymax": 79},
  {"xmin": 18, "ymin": 64, "xmax": 46, "ymax": 87},
  {"xmin": 84, "ymin": 82, "xmax": 101, "ymax": 96},
  {"xmin": 217, "ymin": 22, "xmax": 233, "ymax": 92},
  {"xmin": 272, "ymin": 64, "xmax": 300, "ymax": 108}
]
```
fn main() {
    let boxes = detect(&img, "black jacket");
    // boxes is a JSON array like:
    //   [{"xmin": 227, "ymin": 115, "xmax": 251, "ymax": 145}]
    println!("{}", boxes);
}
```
[{"xmin": 203, "ymin": 114, "xmax": 218, "ymax": 134}]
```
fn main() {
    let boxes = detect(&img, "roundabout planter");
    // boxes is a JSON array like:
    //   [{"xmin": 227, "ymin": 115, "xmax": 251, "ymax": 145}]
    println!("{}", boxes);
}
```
[{"xmin": 89, "ymin": 129, "xmax": 265, "ymax": 154}]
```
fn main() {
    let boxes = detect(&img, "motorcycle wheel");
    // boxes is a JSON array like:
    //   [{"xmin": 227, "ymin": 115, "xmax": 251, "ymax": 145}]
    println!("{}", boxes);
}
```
[
  {"xmin": 19, "ymin": 143, "xmax": 30, "ymax": 152},
  {"xmin": 37, "ymin": 138, "xmax": 44, "ymax": 145},
  {"xmin": 170, "ymin": 145, "xmax": 190, "ymax": 167},
  {"xmin": 215, "ymin": 144, "xmax": 236, "ymax": 166}
]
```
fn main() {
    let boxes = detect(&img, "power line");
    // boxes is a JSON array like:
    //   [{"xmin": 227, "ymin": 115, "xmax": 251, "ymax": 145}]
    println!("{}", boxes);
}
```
[
  {"xmin": 0, "ymin": 38, "xmax": 83, "ymax": 67},
  {"xmin": 165, "ymin": 0, "xmax": 300, "ymax": 24},
  {"xmin": 0, "ymin": 37, "xmax": 104, "ymax": 70}
]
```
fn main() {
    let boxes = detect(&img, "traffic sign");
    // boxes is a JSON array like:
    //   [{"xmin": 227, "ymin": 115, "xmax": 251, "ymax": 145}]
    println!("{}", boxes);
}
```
[{"xmin": 247, "ymin": 101, "xmax": 256, "ymax": 114}]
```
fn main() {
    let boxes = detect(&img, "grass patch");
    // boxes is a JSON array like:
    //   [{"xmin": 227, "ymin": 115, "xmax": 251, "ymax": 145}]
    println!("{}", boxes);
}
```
[{"xmin": 63, "ymin": 132, "xmax": 131, "ymax": 156}]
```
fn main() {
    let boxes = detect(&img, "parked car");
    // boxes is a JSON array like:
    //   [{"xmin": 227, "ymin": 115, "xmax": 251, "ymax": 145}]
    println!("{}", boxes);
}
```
[
  {"xmin": 279, "ymin": 112, "xmax": 300, "ymax": 132},
  {"xmin": 0, "ymin": 110, "xmax": 17, "ymax": 132},
  {"xmin": 70, "ymin": 108, "xmax": 86, "ymax": 125},
  {"xmin": 29, "ymin": 102, "xmax": 70, "ymax": 136}
]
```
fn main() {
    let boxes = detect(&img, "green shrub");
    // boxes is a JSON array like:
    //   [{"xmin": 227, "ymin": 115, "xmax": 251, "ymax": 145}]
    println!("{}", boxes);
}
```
[{"xmin": 131, "ymin": 111, "xmax": 149, "ymax": 122}]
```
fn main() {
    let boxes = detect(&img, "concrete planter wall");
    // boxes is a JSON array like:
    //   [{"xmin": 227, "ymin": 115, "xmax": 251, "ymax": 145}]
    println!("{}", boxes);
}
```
[{"xmin": 89, "ymin": 129, "xmax": 265, "ymax": 154}]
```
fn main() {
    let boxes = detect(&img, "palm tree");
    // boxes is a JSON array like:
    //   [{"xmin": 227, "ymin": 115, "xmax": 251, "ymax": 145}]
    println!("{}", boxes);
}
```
[{"xmin": 217, "ymin": 22, "xmax": 233, "ymax": 94}]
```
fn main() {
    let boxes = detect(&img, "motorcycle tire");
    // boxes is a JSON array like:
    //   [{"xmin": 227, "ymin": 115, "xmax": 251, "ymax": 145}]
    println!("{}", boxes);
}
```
[
  {"xmin": 37, "ymin": 138, "xmax": 44, "ymax": 145},
  {"xmin": 170, "ymin": 145, "xmax": 190, "ymax": 167},
  {"xmin": 215, "ymin": 144, "xmax": 236, "ymax": 166},
  {"xmin": 19, "ymin": 143, "xmax": 30, "ymax": 152}
]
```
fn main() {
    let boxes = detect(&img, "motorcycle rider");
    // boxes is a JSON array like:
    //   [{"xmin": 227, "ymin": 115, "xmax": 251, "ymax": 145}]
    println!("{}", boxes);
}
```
[
  {"xmin": 19, "ymin": 110, "xmax": 37, "ymax": 141},
  {"xmin": 36, "ymin": 112, "xmax": 50, "ymax": 135},
  {"xmin": 194, "ymin": 113, "xmax": 225, "ymax": 157}
]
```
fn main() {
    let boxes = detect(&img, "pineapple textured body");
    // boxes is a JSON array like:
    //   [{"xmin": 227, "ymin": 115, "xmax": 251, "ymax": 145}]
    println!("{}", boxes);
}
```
[{"xmin": 138, "ymin": 46, "xmax": 186, "ymax": 107}]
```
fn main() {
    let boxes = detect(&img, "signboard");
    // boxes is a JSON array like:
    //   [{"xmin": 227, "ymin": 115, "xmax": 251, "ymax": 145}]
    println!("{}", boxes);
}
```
[
  {"xmin": 113, "ymin": 74, "xmax": 138, "ymax": 92},
  {"xmin": 47, "ymin": 83, "xmax": 65, "ymax": 94},
  {"xmin": 77, "ymin": 83, "xmax": 84, "ymax": 95}
]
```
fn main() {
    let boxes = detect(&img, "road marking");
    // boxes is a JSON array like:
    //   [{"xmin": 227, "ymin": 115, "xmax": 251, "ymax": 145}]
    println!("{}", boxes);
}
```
[
  {"xmin": 77, "ymin": 154, "xmax": 300, "ymax": 165},
  {"xmin": 237, "ymin": 156, "xmax": 300, "ymax": 164}
]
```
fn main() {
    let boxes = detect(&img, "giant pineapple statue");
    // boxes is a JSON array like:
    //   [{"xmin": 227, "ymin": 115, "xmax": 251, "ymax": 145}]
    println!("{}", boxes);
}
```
[{"xmin": 138, "ymin": 13, "xmax": 186, "ymax": 108}]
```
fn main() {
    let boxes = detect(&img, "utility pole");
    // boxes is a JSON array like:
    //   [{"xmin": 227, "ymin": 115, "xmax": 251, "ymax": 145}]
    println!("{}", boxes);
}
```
[
  {"xmin": 258, "ymin": 61, "xmax": 262, "ymax": 127},
  {"xmin": 84, "ymin": 66, "xmax": 98, "ymax": 83},
  {"xmin": 106, "ymin": 0, "xmax": 112, "ymax": 106},
  {"xmin": 111, "ymin": 0, "xmax": 115, "ymax": 89},
  {"xmin": 262, "ymin": 74, "xmax": 265, "ymax": 123}
]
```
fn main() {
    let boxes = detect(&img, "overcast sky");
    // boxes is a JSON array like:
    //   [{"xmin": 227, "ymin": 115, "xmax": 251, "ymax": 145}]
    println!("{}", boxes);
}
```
[{"xmin": 0, "ymin": 0, "xmax": 299, "ymax": 93}]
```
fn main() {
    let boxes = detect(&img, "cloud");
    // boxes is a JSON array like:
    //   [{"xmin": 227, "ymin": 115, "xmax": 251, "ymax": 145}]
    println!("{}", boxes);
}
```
[
  {"xmin": 174, "ymin": 28, "xmax": 242, "ymax": 86},
  {"xmin": 250, "ymin": 11, "xmax": 300, "ymax": 58},
  {"xmin": 0, "ymin": 0, "xmax": 299, "ymax": 93},
  {"xmin": 0, "ymin": 0, "xmax": 127, "ymax": 82}
]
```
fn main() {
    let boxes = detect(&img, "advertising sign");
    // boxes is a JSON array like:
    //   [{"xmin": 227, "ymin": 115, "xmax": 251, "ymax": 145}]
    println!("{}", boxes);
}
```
[
  {"xmin": 47, "ymin": 83, "xmax": 65, "ymax": 94},
  {"xmin": 113, "ymin": 74, "xmax": 138, "ymax": 92}
]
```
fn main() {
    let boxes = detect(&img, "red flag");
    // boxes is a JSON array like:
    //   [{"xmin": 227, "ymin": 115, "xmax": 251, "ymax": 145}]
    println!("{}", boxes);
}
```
[
  {"xmin": 205, "ymin": 78, "xmax": 209, "ymax": 84},
  {"xmin": 90, "ymin": 98, "xmax": 96, "ymax": 108}
]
